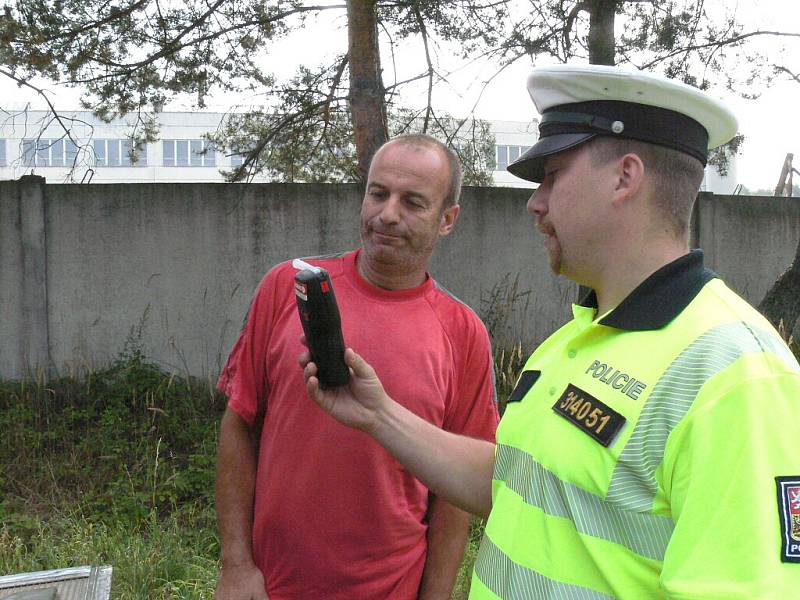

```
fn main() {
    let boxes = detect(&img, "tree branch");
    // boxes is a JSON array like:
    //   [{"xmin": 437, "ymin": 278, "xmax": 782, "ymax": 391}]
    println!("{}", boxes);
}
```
[
  {"xmin": 37, "ymin": 0, "xmax": 150, "ymax": 44},
  {"xmin": 410, "ymin": 3, "xmax": 435, "ymax": 133},
  {"xmin": 563, "ymin": 1, "xmax": 587, "ymax": 56},
  {"xmin": 775, "ymin": 65, "xmax": 800, "ymax": 85},
  {"xmin": 18, "ymin": 4, "xmax": 347, "ymax": 77},
  {"xmin": 639, "ymin": 30, "xmax": 800, "ymax": 70},
  {"xmin": 0, "ymin": 67, "xmax": 91, "ymax": 166},
  {"xmin": 308, "ymin": 54, "xmax": 349, "ymax": 165}
]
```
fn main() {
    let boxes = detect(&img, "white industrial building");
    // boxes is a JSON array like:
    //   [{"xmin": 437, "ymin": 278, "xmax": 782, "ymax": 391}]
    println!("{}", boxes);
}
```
[{"xmin": 0, "ymin": 110, "xmax": 735, "ymax": 192}]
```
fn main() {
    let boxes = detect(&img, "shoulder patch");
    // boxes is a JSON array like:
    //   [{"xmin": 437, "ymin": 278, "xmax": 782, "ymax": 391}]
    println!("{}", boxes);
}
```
[
  {"xmin": 553, "ymin": 384, "xmax": 625, "ymax": 447},
  {"xmin": 776, "ymin": 476, "xmax": 800, "ymax": 563}
]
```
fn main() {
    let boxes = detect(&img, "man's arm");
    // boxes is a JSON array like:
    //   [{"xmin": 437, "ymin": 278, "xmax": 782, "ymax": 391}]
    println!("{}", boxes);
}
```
[
  {"xmin": 418, "ymin": 497, "xmax": 471, "ymax": 600},
  {"xmin": 301, "ymin": 348, "xmax": 496, "ymax": 518},
  {"xmin": 214, "ymin": 407, "xmax": 269, "ymax": 600}
]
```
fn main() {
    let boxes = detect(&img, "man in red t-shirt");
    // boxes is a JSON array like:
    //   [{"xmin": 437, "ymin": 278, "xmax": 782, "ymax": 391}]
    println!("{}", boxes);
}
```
[{"xmin": 214, "ymin": 134, "xmax": 499, "ymax": 600}]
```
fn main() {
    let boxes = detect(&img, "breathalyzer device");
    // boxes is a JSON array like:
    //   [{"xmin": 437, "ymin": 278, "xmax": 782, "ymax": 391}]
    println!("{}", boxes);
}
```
[{"xmin": 292, "ymin": 259, "xmax": 350, "ymax": 389}]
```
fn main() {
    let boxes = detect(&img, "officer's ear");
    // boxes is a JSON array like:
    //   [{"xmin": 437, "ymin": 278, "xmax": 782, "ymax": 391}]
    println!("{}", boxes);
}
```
[{"xmin": 611, "ymin": 153, "xmax": 645, "ymax": 205}]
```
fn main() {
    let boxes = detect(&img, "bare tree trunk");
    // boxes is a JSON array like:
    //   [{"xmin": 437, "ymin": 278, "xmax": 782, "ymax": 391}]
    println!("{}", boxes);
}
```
[
  {"xmin": 759, "ymin": 248, "xmax": 800, "ymax": 339},
  {"xmin": 347, "ymin": 0, "xmax": 388, "ymax": 183},
  {"xmin": 587, "ymin": 0, "xmax": 617, "ymax": 66},
  {"xmin": 574, "ymin": 0, "xmax": 617, "ymax": 302}
]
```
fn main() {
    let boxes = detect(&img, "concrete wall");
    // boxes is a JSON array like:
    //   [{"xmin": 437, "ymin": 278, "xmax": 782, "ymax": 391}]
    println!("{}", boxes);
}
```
[
  {"xmin": 694, "ymin": 193, "xmax": 800, "ymax": 302},
  {"xmin": 1, "ymin": 181, "xmax": 798, "ymax": 380}
]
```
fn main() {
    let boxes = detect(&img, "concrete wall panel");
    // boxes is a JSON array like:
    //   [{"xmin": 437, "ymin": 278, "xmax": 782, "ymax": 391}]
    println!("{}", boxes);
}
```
[
  {"xmin": 0, "ymin": 181, "xmax": 25, "ymax": 376},
  {"xmin": 696, "ymin": 194, "xmax": 800, "ymax": 305},
  {"xmin": 1, "ymin": 179, "xmax": 798, "ymax": 380}
]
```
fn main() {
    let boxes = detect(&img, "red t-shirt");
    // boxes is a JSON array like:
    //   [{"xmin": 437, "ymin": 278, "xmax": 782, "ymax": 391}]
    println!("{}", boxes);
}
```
[{"xmin": 218, "ymin": 249, "xmax": 498, "ymax": 600}]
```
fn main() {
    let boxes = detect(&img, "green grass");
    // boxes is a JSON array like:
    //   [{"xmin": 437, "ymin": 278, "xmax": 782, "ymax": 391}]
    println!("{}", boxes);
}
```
[
  {"xmin": 0, "ymin": 326, "xmax": 527, "ymax": 598},
  {"xmin": 452, "ymin": 518, "xmax": 486, "ymax": 599},
  {"xmin": 0, "ymin": 505, "xmax": 218, "ymax": 599},
  {"xmin": 0, "ymin": 338, "xmax": 225, "ymax": 598}
]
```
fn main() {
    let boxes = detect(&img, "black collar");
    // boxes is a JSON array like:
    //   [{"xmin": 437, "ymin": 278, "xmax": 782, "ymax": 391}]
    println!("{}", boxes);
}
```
[{"xmin": 579, "ymin": 250, "xmax": 716, "ymax": 331}]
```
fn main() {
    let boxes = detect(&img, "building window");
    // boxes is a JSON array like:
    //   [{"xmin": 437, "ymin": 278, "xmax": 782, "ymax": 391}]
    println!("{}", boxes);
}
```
[
  {"xmin": 495, "ymin": 145, "xmax": 531, "ymax": 171},
  {"xmin": 496, "ymin": 145, "xmax": 508, "ymax": 171},
  {"xmin": 0, "ymin": 139, "xmax": 5, "ymax": 166},
  {"xmin": 162, "ymin": 139, "xmax": 216, "ymax": 166},
  {"xmin": 94, "ymin": 139, "xmax": 147, "ymax": 166},
  {"xmin": 22, "ymin": 138, "xmax": 79, "ymax": 167}
]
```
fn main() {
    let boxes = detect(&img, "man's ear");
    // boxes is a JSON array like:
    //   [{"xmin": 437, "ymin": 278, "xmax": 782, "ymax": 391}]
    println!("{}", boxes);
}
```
[
  {"xmin": 612, "ymin": 153, "xmax": 645, "ymax": 204},
  {"xmin": 439, "ymin": 204, "xmax": 460, "ymax": 237}
]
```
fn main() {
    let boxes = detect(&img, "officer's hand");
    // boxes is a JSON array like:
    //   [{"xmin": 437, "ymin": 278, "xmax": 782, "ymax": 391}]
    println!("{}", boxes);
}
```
[
  {"xmin": 300, "ymin": 347, "xmax": 389, "ymax": 434},
  {"xmin": 214, "ymin": 563, "xmax": 268, "ymax": 600}
]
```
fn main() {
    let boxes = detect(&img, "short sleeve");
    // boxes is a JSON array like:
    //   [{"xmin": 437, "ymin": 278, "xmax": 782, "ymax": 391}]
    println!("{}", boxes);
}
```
[
  {"xmin": 661, "ymin": 372, "xmax": 800, "ymax": 598},
  {"xmin": 442, "ymin": 312, "xmax": 499, "ymax": 442},
  {"xmin": 217, "ymin": 268, "xmax": 281, "ymax": 426}
]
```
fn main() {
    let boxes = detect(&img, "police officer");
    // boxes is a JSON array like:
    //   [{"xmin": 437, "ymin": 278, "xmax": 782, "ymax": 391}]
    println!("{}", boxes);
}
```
[{"xmin": 301, "ymin": 64, "xmax": 800, "ymax": 598}]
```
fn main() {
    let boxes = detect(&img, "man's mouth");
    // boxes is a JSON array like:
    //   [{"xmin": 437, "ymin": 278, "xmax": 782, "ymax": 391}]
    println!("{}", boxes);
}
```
[{"xmin": 372, "ymin": 228, "xmax": 403, "ymax": 241}]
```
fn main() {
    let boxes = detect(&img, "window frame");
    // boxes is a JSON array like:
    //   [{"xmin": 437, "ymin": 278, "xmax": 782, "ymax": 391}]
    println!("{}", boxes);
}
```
[
  {"xmin": 93, "ymin": 139, "xmax": 148, "ymax": 167},
  {"xmin": 163, "ymin": 139, "xmax": 216, "ymax": 167},
  {"xmin": 21, "ymin": 138, "xmax": 79, "ymax": 167}
]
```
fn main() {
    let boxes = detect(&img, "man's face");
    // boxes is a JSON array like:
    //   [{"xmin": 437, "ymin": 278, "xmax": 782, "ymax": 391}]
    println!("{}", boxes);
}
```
[
  {"xmin": 527, "ymin": 143, "xmax": 613, "ymax": 283},
  {"xmin": 360, "ymin": 141, "xmax": 458, "ymax": 273}
]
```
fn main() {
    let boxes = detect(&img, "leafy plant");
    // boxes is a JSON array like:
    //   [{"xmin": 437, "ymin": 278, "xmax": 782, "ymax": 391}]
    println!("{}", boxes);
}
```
[{"xmin": 0, "ymin": 346, "xmax": 224, "ymax": 595}]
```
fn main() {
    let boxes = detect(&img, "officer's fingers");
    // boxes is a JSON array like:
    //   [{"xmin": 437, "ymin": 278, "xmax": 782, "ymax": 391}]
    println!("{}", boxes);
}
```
[
  {"xmin": 305, "ymin": 373, "xmax": 320, "ymax": 399},
  {"xmin": 303, "ymin": 360, "xmax": 318, "ymax": 380},
  {"xmin": 344, "ymin": 348, "xmax": 377, "ymax": 380},
  {"xmin": 298, "ymin": 348, "xmax": 312, "ymax": 368}
]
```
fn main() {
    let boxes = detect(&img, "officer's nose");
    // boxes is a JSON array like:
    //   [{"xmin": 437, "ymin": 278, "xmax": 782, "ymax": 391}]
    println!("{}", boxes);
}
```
[{"xmin": 527, "ymin": 185, "xmax": 545, "ymax": 216}]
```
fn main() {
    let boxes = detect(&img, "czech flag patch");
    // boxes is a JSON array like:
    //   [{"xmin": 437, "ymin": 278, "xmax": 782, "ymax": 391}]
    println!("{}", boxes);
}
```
[{"xmin": 776, "ymin": 476, "xmax": 800, "ymax": 563}]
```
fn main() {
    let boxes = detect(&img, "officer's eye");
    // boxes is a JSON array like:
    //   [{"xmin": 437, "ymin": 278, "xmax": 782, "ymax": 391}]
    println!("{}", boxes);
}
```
[{"xmin": 543, "ymin": 169, "xmax": 559, "ymax": 181}]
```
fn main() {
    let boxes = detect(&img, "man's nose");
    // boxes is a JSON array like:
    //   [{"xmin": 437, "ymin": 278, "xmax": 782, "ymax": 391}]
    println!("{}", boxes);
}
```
[{"xmin": 379, "ymin": 196, "xmax": 402, "ymax": 223}]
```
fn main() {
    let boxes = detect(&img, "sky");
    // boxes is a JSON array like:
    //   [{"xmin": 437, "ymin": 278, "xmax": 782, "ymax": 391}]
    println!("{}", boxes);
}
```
[{"xmin": 2, "ymin": 0, "xmax": 799, "ymax": 192}]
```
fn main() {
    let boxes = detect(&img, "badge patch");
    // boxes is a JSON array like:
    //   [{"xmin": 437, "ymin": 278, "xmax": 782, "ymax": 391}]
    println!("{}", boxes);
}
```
[
  {"xmin": 506, "ymin": 370, "xmax": 540, "ymax": 404},
  {"xmin": 553, "ymin": 384, "xmax": 625, "ymax": 447},
  {"xmin": 776, "ymin": 476, "xmax": 800, "ymax": 563}
]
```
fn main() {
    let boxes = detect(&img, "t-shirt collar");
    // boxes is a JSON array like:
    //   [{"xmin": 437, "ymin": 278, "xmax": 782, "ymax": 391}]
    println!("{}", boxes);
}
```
[
  {"xmin": 348, "ymin": 248, "xmax": 434, "ymax": 301},
  {"xmin": 579, "ymin": 249, "xmax": 715, "ymax": 331}
]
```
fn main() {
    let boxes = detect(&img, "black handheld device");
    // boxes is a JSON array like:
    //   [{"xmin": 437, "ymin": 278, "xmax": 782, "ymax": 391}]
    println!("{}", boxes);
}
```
[{"xmin": 294, "ymin": 267, "xmax": 350, "ymax": 389}]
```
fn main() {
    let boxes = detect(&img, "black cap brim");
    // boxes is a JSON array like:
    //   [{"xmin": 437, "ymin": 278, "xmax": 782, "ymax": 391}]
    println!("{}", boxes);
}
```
[{"xmin": 506, "ymin": 132, "xmax": 596, "ymax": 183}]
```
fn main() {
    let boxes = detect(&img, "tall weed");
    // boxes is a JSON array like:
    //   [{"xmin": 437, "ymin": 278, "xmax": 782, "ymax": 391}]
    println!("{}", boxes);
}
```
[
  {"xmin": 478, "ymin": 273, "xmax": 532, "ymax": 413},
  {"xmin": 0, "ymin": 332, "xmax": 225, "ymax": 597}
]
